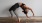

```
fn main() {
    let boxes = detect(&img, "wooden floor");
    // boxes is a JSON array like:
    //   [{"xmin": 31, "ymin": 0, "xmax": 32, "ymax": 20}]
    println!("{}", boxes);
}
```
[
  {"xmin": 0, "ymin": 16, "xmax": 42, "ymax": 23},
  {"xmin": 19, "ymin": 16, "xmax": 42, "ymax": 22},
  {"xmin": 0, "ymin": 17, "xmax": 18, "ymax": 23}
]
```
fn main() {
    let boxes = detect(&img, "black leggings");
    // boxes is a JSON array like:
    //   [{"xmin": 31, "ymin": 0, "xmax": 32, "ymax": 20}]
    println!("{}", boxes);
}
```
[{"xmin": 9, "ymin": 10, "xmax": 18, "ymax": 18}]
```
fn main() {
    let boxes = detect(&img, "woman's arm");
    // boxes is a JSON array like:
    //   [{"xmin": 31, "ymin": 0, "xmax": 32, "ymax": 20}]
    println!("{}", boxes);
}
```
[{"xmin": 28, "ymin": 8, "xmax": 34, "ymax": 16}]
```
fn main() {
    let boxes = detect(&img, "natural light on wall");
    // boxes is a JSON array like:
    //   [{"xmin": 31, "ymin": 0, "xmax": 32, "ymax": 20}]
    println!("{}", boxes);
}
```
[{"xmin": 0, "ymin": 0, "xmax": 42, "ymax": 17}]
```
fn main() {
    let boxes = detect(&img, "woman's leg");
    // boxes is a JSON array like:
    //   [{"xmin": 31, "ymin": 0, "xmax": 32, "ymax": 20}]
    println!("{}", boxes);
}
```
[
  {"xmin": 13, "ymin": 11, "xmax": 18, "ymax": 18},
  {"xmin": 9, "ymin": 11, "xmax": 13, "ymax": 18}
]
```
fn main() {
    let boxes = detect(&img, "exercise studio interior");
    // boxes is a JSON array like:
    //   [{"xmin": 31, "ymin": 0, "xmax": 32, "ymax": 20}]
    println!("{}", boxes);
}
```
[{"xmin": 0, "ymin": 0, "xmax": 42, "ymax": 23}]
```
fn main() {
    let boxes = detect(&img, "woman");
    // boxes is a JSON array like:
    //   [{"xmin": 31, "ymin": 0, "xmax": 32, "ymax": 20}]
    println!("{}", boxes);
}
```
[{"xmin": 9, "ymin": 2, "xmax": 34, "ymax": 18}]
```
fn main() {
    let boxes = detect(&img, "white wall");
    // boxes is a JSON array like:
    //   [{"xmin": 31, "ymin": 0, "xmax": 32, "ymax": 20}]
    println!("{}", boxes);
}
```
[
  {"xmin": 21, "ymin": 0, "xmax": 42, "ymax": 16},
  {"xmin": 0, "ymin": 0, "xmax": 42, "ymax": 17}
]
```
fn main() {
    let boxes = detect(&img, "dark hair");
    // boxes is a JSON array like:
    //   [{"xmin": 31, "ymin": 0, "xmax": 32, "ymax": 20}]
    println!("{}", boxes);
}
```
[{"xmin": 20, "ymin": 3, "xmax": 25, "ymax": 7}]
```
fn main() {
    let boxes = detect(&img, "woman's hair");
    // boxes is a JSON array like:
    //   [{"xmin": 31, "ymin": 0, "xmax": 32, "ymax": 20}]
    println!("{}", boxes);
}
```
[{"xmin": 20, "ymin": 3, "xmax": 25, "ymax": 7}]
